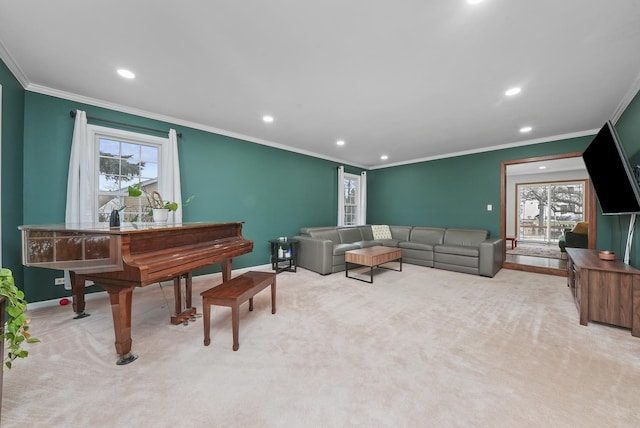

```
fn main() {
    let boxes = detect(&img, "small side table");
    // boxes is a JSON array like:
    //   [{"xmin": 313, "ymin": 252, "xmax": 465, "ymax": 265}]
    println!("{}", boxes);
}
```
[
  {"xmin": 269, "ymin": 238, "xmax": 299, "ymax": 273},
  {"xmin": 506, "ymin": 237, "xmax": 517, "ymax": 250}
]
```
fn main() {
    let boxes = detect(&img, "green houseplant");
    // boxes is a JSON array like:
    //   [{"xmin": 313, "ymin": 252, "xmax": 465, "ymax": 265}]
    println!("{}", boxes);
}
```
[
  {"xmin": 127, "ymin": 183, "xmax": 193, "ymax": 222},
  {"xmin": 0, "ymin": 268, "xmax": 39, "ymax": 369},
  {"xmin": 128, "ymin": 183, "xmax": 180, "ymax": 212}
]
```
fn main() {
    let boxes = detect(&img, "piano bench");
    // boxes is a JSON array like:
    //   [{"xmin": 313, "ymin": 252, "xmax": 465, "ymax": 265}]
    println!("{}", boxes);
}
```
[{"xmin": 201, "ymin": 271, "xmax": 276, "ymax": 351}]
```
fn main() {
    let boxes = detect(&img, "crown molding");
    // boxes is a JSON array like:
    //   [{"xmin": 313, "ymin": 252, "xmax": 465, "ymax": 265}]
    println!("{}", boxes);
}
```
[
  {"xmin": 26, "ymin": 84, "xmax": 367, "ymax": 169},
  {"xmin": 368, "ymin": 129, "xmax": 598, "ymax": 170},
  {"xmin": 0, "ymin": 40, "xmax": 29, "ymax": 87},
  {"xmin": 21, "ymin": 84, "xmax": 602, "ymax": 172},
  {"xmin": 611, "ymin": 71, "xmax": 640, "ymax": 124}
]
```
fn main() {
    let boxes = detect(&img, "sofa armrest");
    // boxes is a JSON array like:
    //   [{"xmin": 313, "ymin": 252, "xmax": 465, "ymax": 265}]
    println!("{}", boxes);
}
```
[
  {"xmin": 293, "ymin": 235, "xmax": 334, "ymax": 275},
  {"xmin": 479, "ymin": 238, "xmax": 503, "ymax": 277}
]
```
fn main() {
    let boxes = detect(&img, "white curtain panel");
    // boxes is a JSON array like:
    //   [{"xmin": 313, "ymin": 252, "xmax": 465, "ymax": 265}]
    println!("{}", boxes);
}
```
[
  {"xmin": 359, "ymin": 171, "xmax": 367, "ymax": 225},
  {"xmin": 65, "ymin": 110, "xmax": 94, "ymax": 224},
  {"xmin": 64, "ymin": 110, "xmax": 94, "ymax": 289},
  {"xmin": 337, "ymin": 165, "xmax": 345, "ymax": 226},
  {"xmin": 159, "ymin": 129, "xmax": 183, "ymax": 223}
]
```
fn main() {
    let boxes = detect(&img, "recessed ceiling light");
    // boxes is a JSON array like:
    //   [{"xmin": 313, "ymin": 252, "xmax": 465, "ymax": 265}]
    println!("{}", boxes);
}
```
[
  {"xmin": 380, "ymin": 155, "xmax": 389, "ymax": 160},
  {"xmin": 520, "ymin": 126, "xmax": 533, "ymax": 133},
  {"xmin": 538, "ymin": 166, "xmax": 547, "ymax": 170},
  {"xmin": 262, "ymin": 115, "xmax": 274, "ymax": 123},
  {"xmin": 117, "ymin": 69, "xmax": 135, "ymax": 79},
  {"xmin": 505, "ymin": 87, "xmax": 521, "ymax": 96},
  {"xmin": 336, "ymin": 140, "xmax": 345, "ymax": 146}
]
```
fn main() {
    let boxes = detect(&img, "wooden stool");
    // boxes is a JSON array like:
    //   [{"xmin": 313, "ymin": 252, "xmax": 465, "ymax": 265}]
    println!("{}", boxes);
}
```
[{"xmin": 201, "ymin": 271, "xmax": 276, "ymax": 351}]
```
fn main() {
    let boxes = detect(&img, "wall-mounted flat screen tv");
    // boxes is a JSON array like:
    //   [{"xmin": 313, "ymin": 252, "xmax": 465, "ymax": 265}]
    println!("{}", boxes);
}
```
[{"xmin": 582, "ymin": 120, "xmax": 640, "ymax": 215}]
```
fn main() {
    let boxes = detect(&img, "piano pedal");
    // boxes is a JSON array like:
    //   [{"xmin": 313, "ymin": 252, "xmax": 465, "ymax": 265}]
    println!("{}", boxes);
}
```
[{"xmin": 182, "ymin": 319, "xmax": 189, "ymax": 326}]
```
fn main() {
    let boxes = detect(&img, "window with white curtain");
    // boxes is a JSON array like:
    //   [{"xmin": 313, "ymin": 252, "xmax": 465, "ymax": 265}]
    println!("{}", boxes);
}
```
[{"xmin": 90, "ymin": 125, "xmax": 168, "ymax": 222}]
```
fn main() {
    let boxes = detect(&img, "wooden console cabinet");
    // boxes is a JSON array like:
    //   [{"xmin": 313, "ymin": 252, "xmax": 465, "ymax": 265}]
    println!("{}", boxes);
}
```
[{"xmin": 566, "ymin": 248, "xmax": 640, "ymax": 337}]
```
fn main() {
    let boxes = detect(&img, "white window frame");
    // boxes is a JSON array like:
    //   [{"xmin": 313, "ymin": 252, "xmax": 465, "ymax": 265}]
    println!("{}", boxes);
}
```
[
  {"xmin": 343, "ymin": 173, "xmax": 360, "ymax": 226},
  {"xmin": 338, "ymin": 166, "xmax": 367, "ymax": 226},
  {"xmin": 88, "ymin": 125, "xmax": 168, "ymax": 222}
]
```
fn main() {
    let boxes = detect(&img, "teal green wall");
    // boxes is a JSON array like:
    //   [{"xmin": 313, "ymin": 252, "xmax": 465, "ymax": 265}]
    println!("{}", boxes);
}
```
[
  {"xmin": 603, "ymin": 89, "xmax": 640, "ymax": 265},
  {"xmin": 20, "ymin": 92, "xmax": 356, "ymax": 302},
  {"xmin": 0, "ymin": 60, "xmax": 25, "ymax": 290},
  {"xmin": 368, "ymin": 135, "xmax": 592, "ymax": 240}
]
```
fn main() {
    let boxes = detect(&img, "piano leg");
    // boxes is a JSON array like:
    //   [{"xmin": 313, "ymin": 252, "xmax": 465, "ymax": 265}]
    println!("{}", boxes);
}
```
[
  {"xmin": 101, "ymin": 284, "xmax": 139, "ymax": 365},
  {"xmin": 171, "ymin": 273, "xmax": 197, "ymax": 325},
  {"xmin": 222, "ymin": 259, "xmax": 232, "ymax": 282},
  {"xmin": 171, "ymin": 259, "xmax": 231, "ymax": 325},
  {"xmin": 69, "ymin": 271, "xmax": 90, "ymax": 319}
]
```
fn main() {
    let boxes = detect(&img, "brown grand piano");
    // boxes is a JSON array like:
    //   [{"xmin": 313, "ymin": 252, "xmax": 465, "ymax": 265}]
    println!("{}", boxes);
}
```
[{"xmin": 19, "ymin": 222, "xmax": 253, "ymax": 364}]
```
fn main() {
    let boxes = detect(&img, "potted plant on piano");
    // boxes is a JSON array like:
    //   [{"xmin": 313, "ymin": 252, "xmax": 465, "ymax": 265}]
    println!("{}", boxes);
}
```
[
  {"xmin": 1, "ymin": 268, "xmax": 39, "ymax": 414},
  {"xmin": 127, "ymin": 183, "xmax": 193, "ymax": 223}
]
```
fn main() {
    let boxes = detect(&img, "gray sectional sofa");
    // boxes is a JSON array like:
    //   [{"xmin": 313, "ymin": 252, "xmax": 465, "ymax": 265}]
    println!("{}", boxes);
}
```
[{"xmin": 293, "ymin": 225, "xmax": 502, "ymax": 277}]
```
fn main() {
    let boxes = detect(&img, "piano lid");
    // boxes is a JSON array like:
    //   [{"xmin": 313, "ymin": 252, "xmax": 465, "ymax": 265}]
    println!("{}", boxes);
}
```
[
  {"xmin": 18, "ymin": 221, "xmax": 243, "ymax": 235},
  {"xmin": 19, "ymin": 221, "xmax": 247, "ymax": 273}
]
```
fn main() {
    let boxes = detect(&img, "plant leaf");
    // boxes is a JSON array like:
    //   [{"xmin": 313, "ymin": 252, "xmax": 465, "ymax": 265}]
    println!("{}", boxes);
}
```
[{"xmin": 128, "ymin": 185, "xmax": 143, "ymax": 197}]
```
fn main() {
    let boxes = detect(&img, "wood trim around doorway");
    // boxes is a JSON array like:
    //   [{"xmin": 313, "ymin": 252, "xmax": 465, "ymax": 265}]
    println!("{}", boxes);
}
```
[{"xmin": 500, "ymin": 152, "xmax": 597, "ymax": 276}]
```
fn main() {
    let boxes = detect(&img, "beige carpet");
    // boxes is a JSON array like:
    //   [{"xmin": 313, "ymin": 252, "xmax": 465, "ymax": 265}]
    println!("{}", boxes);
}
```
[{"xmin": 2, "ymin": 265, "xmax": 640, "ymax": 427}]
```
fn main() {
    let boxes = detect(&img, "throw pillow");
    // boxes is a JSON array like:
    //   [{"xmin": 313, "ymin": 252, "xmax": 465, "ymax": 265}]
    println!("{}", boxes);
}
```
[
  {"xmin": 371, "ymin": 225, "xmax": 392, "ymax": 240},
  {"xmin": 572, "ymin": 222, "xmax": 589, "ymax": 234}
]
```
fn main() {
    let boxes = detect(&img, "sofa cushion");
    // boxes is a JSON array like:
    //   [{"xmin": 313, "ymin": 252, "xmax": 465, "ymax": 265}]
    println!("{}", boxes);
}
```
[
  {"xmin": 358, "ymin": 226, "xmax": 375, "ymax": 241},
  {"xmin": 409, "ymin": 227, "xmax": 446, "ymax": 245},
  {"xmin": 400, "ymin": 241, "xmax": 436, "ymax": 251},
  {"xmin": 308, "ymin": 228, "xmax": 341, "ymax": 244},
  {"xmin": 434, "ymin": 254, "xmax": 478, "ymax": 269},
  {"xmin": 355, "ymin": 240, "xmax": 383, "ymax": 248},
  {"xmin": 333, "ymin": 243, "xmax": 360, "ymax": 255},
  {"xmin": 300, "ymin": 226, "xmax": 335, "ymax": 235},
  {"xmin": 371, "ymin": 225, "xmax": 392, "ymax": 240},
  {"xmin": 338, "ymin": 227, "xmax": 364, "ymax": 243},
  {"xmin": 378, "ymin": 239, "xmax": 401, "ymax": 247},
  {"xmin": 389, "ymin": 226, "xmax": 412, "ymax": 241},
  {"xmin": 435, "ymin": 244, "xmax": 479, "ymax": 257},
  {"xmin": 443, "ymin": 229, "xmax": 488, "ymax": 247}
]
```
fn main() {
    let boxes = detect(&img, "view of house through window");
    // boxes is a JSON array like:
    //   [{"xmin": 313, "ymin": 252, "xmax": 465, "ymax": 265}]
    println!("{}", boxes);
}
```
[
  {"xmin": 517, "ymin": 180, "xmax": 586, "ymax": 244},
  {"xmin": 343, "ymin": 173, "xmax": 360, "ymax": 226},
  {"xmin": 98, "ymin": 136, "xmax": 161, "ymax": 222}
]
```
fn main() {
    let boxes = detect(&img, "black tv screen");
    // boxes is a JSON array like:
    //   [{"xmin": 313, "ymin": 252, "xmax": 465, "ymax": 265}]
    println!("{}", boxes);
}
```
[{"xmin": 582, "ymin": 120, "xmax": 640, "ymax": 215}]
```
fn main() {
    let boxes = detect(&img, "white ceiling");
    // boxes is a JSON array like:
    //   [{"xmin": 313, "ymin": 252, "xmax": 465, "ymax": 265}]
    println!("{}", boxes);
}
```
[{"xmin": 1, "ymin": 1, "xmax": 640, "ymax": 169}]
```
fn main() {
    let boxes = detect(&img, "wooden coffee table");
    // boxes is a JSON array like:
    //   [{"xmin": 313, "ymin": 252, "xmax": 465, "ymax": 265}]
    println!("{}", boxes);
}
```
[{"xmin": 345, "ymin": 246, "xmax": 402, "ymax": 283}]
